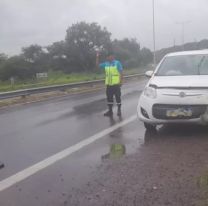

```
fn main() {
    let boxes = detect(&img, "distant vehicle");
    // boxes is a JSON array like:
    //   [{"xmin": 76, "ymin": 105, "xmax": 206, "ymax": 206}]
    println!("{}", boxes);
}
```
[{"xmin": 137, "ymin": 50, "xmax": 208, "ymax": 130}]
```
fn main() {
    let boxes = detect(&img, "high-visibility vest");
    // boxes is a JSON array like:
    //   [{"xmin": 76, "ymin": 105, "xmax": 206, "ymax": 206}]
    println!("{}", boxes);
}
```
[{"xmin": 105, "ymin": 65, "xmax": 120, "ymax": 85}]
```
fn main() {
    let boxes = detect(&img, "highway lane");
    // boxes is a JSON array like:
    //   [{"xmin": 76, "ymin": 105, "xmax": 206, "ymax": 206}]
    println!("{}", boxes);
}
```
[
  {"xmin": 0, "ymin": 79, "xmax": 147, "ymax": 205},
  {"xmin": 2, "ymin": 77, "xmax": 208, "ymax": 206}
]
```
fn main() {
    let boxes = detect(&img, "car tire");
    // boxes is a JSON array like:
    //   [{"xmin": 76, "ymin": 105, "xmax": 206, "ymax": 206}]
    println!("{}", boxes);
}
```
[{"xmin": 144, "ymin": 122, "xmax": 156, "ymax": 131}]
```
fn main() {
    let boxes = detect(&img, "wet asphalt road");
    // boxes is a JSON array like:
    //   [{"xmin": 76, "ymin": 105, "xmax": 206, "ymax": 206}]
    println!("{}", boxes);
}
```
[{"xmin": 1, "ymin": 78, "xmax": 208, "ymax": 206}]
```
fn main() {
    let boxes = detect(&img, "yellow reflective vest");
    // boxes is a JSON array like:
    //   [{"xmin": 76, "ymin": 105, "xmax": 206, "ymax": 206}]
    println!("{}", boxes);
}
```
[{"xmin": 105, "ymin": 65, "xmax": 121, "ymax": 85}]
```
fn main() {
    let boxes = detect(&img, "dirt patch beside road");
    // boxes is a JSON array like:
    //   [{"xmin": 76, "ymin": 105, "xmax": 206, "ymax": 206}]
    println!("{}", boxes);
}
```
[{"xmin": 67, "ymin": 125, "xmax": 208, "ymax": 206}]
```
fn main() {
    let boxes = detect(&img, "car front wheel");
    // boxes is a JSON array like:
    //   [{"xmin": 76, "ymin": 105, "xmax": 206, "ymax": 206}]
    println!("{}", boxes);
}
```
[{"xmin": 144, "ymin": 122, "xmax": 156, "ymax": 131}]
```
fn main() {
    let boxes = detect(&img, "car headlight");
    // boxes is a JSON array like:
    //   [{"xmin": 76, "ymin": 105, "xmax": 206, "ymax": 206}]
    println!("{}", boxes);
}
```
[{"xmin": 143, "ymin": 86, "xmax": 157, "ymax": 99}]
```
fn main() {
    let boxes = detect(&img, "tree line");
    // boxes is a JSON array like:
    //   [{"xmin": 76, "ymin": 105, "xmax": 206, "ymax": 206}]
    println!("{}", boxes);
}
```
[
  {"xmin": 0, "ymin": 22, "xmax": 153, "ymax": 81},
  {"xmin": 156, "ymin": 39, "xmax": 208, "ymax": 63}
]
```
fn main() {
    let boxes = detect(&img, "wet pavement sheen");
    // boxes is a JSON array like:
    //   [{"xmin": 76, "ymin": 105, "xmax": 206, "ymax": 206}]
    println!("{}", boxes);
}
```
[{"xmin": 1, "ymin": 79, "xmax": 208, "ymax": 206}]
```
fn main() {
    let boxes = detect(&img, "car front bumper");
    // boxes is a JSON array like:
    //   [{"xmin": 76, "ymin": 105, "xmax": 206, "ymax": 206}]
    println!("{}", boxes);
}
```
[{"xmin": 137, "ymin": 93, "xmax": 208, "ymax": 125}]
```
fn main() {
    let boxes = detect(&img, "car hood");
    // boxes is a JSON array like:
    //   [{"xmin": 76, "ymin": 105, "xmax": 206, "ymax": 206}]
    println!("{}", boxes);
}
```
[{"xmin": 149, "ymin": 75, "xmax": 208, "ymax": 88}]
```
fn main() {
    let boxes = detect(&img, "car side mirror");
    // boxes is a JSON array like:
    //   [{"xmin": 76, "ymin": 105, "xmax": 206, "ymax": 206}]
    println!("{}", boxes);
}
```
[{"xmin": 145, "ymin": 70, "xmax": 154, "ymax": 77}]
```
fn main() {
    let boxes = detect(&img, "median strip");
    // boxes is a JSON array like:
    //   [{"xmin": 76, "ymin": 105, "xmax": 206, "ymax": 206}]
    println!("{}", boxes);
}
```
[{"xmin": 0, "ymin": 74, "xmax": 144, "ymax": 100}]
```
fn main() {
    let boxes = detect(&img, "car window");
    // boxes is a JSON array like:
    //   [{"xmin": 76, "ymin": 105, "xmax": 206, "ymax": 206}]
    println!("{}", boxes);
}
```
[
  {"xmin": 156, "ymin": 55, "xmax": 208, "ymax": 76},
  {"xmin": 199, "ymin": 57, "xmax": 208, "ymax": 75}
]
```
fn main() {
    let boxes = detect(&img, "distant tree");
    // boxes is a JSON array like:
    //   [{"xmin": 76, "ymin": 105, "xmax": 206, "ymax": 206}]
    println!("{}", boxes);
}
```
[
  {"xmin": 65, "ymin": 22, "xmax": 112, "ymax": 72},
  {"xmin": 140, "ymin": 47, "xmax": 153, "ymax": 65},
  {"xmin": 22, "ymin": 44, "xmax": 44, "ymax": 63},
  {"xmin": 0, "ymin": 53, "xmax": 8, "ymax": 80},
  {"xmin": 47, "ymin": 41, "xmax": 68, "ymax": 72},
  {"xmin": 0, "ymin": 53, "xmax": 8, "ymax": 63},
  {"xmin": 196, "ymin": 39, "xmax": 208, "ymax": 50},
  {"xmin": 0, "ymin": 22, "xmax": 157, "ymax": 80},
  {"xmin": 0, "ymin": 56, "xmax": 32, "ymax": 80},
  {"xmin": 21, "ymin": 44, "xmax": 49, "ymax": 73},
  {"xmin": 113, "ymin": 38, "xmax": 141, "ymax": 68},
  {"xmin": 47, "ymin": 41, "xmax": 66, "ymax": 58},
  {"xmin": 0, "ymin": 53, "xmax": 8, "ymax": 70},
  {"xmin": 156, "ymin": 39, "xmax": 208, "ymax": 63}
]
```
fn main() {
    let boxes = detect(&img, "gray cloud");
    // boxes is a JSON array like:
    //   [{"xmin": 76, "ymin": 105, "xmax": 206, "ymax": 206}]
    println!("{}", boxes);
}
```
[{"xmin": 0, "ymin": 0, "xmax": 208, "ymax": 55}]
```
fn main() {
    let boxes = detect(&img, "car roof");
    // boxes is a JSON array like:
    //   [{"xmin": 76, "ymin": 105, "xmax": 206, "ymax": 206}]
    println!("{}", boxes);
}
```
[{"xmin": 165, "ymin": 50, "xmax": 208, "ymax": 57}]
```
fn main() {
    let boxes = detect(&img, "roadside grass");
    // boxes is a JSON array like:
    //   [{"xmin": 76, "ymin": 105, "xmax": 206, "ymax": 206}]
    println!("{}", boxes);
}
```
[{"xmin": 0, "ymin": 67, "xmax": 149, "ymax": 93}]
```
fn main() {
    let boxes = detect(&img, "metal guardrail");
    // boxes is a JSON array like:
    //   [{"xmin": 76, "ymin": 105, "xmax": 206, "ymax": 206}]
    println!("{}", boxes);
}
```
[{"xmin": 0, "ymin": 73, "xmax": 145, "ymax": 100}]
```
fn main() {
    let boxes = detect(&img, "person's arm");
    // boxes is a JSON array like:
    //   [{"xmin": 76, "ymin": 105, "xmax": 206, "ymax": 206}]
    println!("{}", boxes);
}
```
[
  {"xmin": 117, "ymin": 61, "xmax": 123, "ymax": 85},
  {"xmin": 120, "ymin": 71, "xmax": 123, "ymax": 85},
  {"xmin": 96, "ymin": 52, "xmax": 106, "ymax": 69}
]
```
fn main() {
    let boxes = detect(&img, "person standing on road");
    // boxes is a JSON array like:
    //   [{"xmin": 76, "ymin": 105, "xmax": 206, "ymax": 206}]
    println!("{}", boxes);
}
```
[{"xmin": 96, "ymin": 52, "xmax": 123, "ymax": 117}]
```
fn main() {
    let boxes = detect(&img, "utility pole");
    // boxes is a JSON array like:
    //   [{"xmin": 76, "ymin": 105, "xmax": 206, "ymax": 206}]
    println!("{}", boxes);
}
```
[
  {"xmin": 173, "ymin": 38, "xmax": 176, "ymax": 48},
  {"xmin": 152, "ymin": 0, "xmax": 156, "ymax": 66},
  {"xmin": 176, "ymin": 21, "xmax": 191, "ymax": 51}
]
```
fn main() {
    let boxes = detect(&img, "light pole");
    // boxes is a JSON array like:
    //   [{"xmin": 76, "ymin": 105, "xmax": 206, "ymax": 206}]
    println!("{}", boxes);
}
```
[
  {"xmin": 176, "ymin": 21, "xmax": 191, "ymax": 51},
  {"xmin": 152, "ymin": 0, "xmax": 156, "ymax": 67}
]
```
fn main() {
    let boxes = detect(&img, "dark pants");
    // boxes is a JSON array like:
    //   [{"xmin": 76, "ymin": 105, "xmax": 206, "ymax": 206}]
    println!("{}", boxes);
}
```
[{"xmin": 106, "ymin": 85, "xmax": 121, "ymax": 107}]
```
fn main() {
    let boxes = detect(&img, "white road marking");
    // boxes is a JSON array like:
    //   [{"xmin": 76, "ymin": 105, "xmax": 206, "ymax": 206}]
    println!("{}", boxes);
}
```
[{"xmin": 0, "ymin": 115, "xmax": 137, "ymax": 192}]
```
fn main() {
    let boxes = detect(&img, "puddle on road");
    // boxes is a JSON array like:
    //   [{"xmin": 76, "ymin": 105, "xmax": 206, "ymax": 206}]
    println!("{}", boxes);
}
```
[
  {"xmin": 103, "ymin": 116, "xmax": 145, "ymax": 158},
  {"xmin": 197, "ymin": 172, "xmax": 208, "ymax": 206},
  {"xmin": 198, "ymin": 173, "xmax": 208, "ymax": 189},
  {"xmin": 60, "ymin": 115, "xmax": 145, "ymax": 195},
  {"xmin": 73, "ymin": 115, "xmax": 145, "ymax": 166},
  {"xmin": 99, "ymin": 122, "xmax": 208, "ymax": 162},
  {"xmin": 101, "ymin": 144, "xmax": 126, "ymax": 160}
]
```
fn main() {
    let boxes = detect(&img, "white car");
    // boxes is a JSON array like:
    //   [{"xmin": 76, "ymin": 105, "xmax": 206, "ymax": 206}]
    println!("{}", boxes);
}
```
[{"xmin": 137, "ymin": 50, "xmax": 208, "ymax": 130}]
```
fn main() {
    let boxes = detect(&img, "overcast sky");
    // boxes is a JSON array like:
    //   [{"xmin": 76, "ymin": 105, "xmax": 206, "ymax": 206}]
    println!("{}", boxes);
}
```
[{"xmin": 1, "ymin": 0, "xmax": 208, "ymax": 55}]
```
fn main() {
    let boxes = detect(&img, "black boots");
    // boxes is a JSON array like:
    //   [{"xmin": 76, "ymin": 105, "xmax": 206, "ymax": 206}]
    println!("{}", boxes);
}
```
[
  {"xmin": 104, "ymin": 105, "xmax": 121, "ymax": 117},
  {"xmin": 104, "ymin": 110, "xmax": 113, "ymax": 117},
  {"xmin": 104, "ymin": 105, "xmax": 113, "ymax": 117},
  {"xmin": 117, "ymin": 105, "xmax": 121, "ymax": 116}
]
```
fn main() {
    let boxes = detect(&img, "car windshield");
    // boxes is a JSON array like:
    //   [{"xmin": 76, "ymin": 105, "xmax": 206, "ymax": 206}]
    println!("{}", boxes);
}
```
[{"xmin": 156, "ymin": 54, "xmax": 208, "ymax": 76}]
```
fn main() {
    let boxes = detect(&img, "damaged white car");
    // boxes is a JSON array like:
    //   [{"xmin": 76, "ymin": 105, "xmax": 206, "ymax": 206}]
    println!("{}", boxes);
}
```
[{"xmin": 138, "ymin": 50, "xmax": 208, "ymax": 130}]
